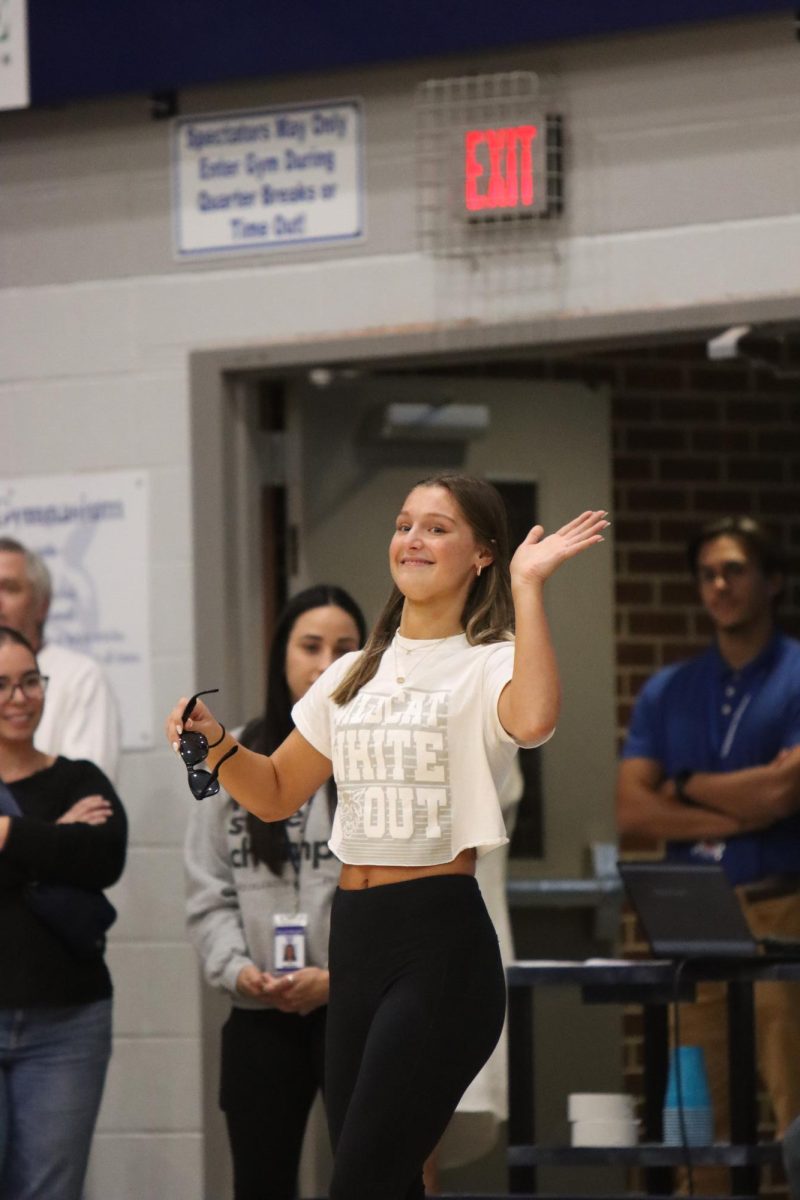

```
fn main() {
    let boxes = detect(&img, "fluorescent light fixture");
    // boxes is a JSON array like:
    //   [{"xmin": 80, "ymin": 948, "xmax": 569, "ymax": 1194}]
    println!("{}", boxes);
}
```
[
  {"xmin": 707, "ymin": 325, "xmax": 751, "ymax": 361},
  {"xmin": 379, "ymin": 402, "xmax": 490, "ymax": 441}
]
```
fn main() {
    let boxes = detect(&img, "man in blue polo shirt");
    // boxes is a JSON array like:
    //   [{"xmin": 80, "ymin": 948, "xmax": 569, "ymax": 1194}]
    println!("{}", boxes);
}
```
[{"xmin": 618, "ymin": 515, "xmax": 800, "ymax": 1187}]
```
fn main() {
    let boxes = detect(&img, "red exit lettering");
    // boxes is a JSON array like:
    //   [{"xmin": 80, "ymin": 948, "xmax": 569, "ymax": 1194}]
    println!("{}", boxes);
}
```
[{"xmin": 464, "ymin": 124, "xmax": 538, "ymax": 213}]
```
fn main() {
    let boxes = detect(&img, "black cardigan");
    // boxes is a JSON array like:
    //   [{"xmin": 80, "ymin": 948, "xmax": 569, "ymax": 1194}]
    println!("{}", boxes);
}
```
[{"xmin": 0, "ymin": 757, "xmax": 127, "ymax": 1008}]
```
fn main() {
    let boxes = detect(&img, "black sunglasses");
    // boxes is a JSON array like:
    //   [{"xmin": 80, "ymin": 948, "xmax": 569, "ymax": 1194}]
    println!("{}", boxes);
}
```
[{"xmin": 179, "ymin": 689, "xmax": 238, "ymax": 800}]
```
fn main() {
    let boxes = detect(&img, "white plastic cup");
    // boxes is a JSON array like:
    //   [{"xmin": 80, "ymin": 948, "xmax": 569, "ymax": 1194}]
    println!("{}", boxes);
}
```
[{"xmin": 567, "ymin": 1092, "xmax": 635, "ymax": 1122}]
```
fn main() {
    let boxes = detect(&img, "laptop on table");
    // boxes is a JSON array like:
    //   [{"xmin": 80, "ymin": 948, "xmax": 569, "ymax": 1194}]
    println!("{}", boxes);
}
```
[{"xmin": 617, "ymin": 860, "xmax": 759, "ymax": 959}]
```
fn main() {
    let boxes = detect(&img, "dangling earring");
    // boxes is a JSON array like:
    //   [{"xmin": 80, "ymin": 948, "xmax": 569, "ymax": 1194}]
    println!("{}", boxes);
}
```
[{"xmin": 477, "ymin": 563, "xmax": 483, "ymax": 578}]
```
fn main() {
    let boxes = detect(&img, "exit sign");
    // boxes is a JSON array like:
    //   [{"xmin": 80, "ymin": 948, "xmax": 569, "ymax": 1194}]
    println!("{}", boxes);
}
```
[{"xmin": 463, "ymin": 118, "xmax": 556, "ymax": 219}]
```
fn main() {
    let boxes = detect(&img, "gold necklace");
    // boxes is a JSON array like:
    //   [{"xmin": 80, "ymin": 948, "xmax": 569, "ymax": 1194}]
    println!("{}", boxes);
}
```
[{"xmin": 392, "ymin": 634, "xmax": 451, "ymax": 686}]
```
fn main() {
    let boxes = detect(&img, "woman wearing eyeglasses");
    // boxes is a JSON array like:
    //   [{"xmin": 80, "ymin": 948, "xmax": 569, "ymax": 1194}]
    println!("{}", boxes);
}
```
[
  {"xmin": 167, "ymin": 475, "xmax": 606, "ymax": 1200},
  {"xmin": 184, "ymin": 585, "xmax": 366, "ymax": 1200},
  {"xmin": 0, "ymin": 624, "xmax": 127, "ymax": 1200}
]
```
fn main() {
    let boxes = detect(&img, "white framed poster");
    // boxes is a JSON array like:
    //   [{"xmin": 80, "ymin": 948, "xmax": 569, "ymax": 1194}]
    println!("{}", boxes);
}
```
[{"xmin": 0, "ymin": 470, "xmax": 153, "ymax": 749}]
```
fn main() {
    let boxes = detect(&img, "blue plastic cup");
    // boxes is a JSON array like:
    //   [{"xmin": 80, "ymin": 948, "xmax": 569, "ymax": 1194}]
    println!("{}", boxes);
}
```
[
  {"xmin": 664, "ymin": 1045, "xmax": 711, "ymax": 1109},
  {"xmin": 662, "ymin": 1045, "xmax": 713, "ymax": 1146}
]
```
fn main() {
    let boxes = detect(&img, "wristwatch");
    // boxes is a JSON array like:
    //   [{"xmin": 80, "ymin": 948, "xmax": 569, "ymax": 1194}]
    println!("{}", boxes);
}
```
[{"xmin": 674, "ymin": 769, "xmax": 698, "ymax": 806}]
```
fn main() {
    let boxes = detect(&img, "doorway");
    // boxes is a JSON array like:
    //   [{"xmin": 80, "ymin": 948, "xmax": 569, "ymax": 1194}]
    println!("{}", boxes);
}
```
[{"xmin": 190, "ymin": 351, "xmax": 616, "ymax": 1199}]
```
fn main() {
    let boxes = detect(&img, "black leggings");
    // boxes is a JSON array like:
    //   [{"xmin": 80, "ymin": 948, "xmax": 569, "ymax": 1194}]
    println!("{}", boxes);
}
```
[
  {"xmin": 219, "ymin": 1005, "xmax": 326, "ymax": 1200},
  {"xmin": 325, "ymin": 874, "xmax": 506, "ymax": 1200}
]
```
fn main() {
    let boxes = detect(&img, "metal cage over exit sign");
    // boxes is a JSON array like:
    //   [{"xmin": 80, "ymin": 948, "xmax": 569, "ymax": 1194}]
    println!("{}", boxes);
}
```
[{"xmin": 416, "ymin": 71, "xmax": 564, "ymax": 256}]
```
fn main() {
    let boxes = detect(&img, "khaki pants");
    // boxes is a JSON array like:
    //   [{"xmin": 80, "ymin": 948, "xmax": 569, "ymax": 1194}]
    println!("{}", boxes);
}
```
[{"xmin": 673, "ymin": 890, "xmax": 800, "ymax": 1194}]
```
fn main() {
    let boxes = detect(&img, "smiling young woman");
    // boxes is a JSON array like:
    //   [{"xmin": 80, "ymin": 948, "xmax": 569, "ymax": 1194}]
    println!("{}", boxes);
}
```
[{"xmin": 166, "ymin": 473, "xmax": 607, "ymax": 1200}]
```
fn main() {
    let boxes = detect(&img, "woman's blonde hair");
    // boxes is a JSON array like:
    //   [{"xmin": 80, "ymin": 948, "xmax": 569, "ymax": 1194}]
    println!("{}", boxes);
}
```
[{"xmin": 331, "ymin": 474, "xmax": 514, "ymax": 705}]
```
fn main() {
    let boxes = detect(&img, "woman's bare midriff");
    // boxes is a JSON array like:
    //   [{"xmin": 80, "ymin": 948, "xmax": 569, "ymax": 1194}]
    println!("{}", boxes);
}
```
[{"xmin": 338, "ymin": 846, "xmax": 477, "ymax": 890}]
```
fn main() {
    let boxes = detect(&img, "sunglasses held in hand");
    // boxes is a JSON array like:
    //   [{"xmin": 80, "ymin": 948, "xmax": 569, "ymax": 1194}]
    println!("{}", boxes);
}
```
[{"xmin": 179, "ymin": 688, "xmax": 239, "ymax": 800}]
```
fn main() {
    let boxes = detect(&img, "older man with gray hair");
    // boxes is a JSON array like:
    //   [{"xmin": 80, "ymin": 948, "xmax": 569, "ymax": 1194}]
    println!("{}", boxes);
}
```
[{"xmin": 0, "ymin": 537, "xmax": 120, "ymax": 781}]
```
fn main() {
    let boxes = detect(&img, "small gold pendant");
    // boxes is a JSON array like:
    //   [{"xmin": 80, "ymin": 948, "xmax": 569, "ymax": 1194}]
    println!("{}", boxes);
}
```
[{"xmin": 396, "ymin": 675, "xmax": 405, "ymax": 683}]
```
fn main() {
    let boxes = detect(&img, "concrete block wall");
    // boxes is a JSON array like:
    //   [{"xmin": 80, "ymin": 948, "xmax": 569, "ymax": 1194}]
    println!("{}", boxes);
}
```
[{"xmin": 0, "ymin": 333, "xmax": 203, "ymax": 1192}]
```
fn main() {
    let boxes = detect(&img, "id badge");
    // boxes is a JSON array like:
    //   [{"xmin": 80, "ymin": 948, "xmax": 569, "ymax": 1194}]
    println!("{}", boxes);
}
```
[{"xmin": 273, "ymin": 912, "xmax": 307, "ymax": 974}]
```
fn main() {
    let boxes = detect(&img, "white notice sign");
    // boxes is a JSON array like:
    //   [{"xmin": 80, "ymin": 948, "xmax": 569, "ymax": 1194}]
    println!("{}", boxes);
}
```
[{"xmin": 173, "ymin": 98, "xmax": 364, "ymax": 257}]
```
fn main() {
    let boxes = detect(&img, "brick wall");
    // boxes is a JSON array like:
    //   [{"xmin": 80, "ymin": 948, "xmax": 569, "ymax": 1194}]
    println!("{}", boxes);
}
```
[{"xmin": 612, "ymin": 346, "xmax": 800, "ymax": 760}]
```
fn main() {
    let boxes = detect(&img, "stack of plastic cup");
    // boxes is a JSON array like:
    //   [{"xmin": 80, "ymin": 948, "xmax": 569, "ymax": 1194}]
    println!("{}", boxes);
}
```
[{"xmin": 662, "ymin": 1045, "xmax": 713, "ymax": 1146}]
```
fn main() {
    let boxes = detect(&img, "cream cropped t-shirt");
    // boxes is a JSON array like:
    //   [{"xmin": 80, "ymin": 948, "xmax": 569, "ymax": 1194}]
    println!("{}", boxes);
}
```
[{"xmin": 291, "ymin": 633, "xmax": 553, "ymax": 867}]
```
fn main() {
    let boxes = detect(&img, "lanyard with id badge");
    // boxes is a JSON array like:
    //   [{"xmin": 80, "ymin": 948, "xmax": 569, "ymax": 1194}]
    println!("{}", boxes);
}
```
[
  {"xmin": 273, "ymin": 801, "xmax": 311, "ymax": 973},
  {"xmin": 690, "ymin": 663, "xmax": 770, "ymax": 864}
]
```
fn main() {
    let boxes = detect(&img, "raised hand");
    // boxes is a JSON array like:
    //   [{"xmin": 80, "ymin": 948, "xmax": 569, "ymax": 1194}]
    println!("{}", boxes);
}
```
[{"xmin": 509, "ymin": 510, "xmax": 608, "ymax": 588}]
